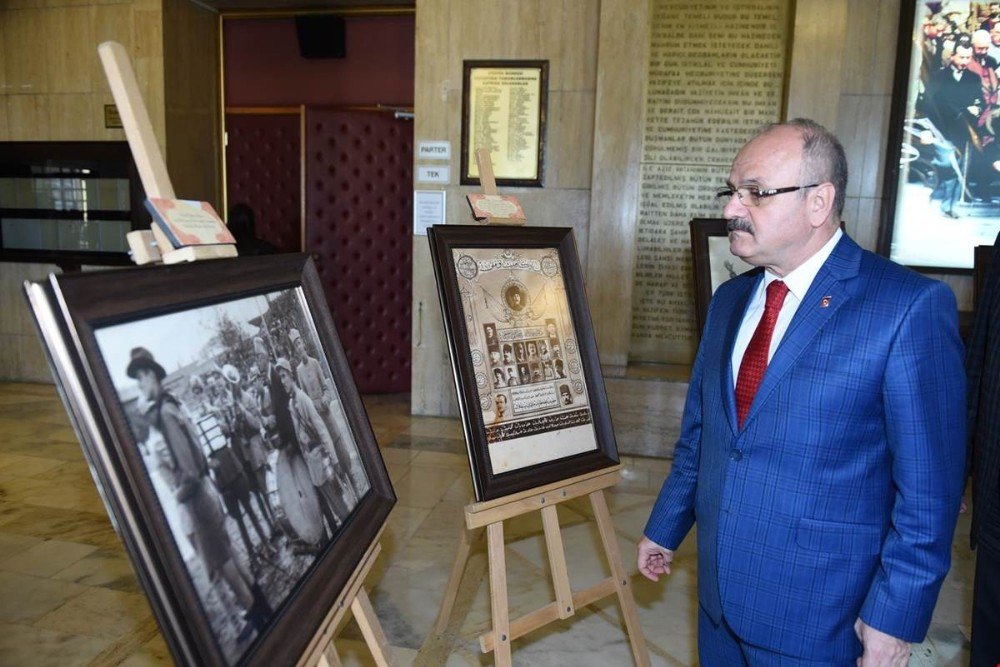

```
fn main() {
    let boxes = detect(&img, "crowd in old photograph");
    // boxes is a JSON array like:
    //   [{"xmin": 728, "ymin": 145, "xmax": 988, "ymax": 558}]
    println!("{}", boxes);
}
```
[
  {"xmin": 913, "ymin": 2, "xmax": 1000, "ymax": 217},
  {"xmin": 118, "ymin": 301, "xmax": 369, "ymax": 659}
]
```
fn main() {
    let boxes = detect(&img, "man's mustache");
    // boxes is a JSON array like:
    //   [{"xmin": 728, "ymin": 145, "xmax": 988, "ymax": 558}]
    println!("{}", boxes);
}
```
[{"xmin": 727, "ymin": 218, "xmax": 754, "ymax": 235}]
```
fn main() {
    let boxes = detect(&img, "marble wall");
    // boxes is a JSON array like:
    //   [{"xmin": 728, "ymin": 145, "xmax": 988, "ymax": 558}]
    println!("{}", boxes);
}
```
[
  {"xmin": 412, "ymin": 0, "xmax": 974, "ymax": 430},
  {"xmin": 0, "ymin": 0, "xmax": 219, "ymax": 382},
  {"xmin": 411, "ymin": 0, "xmax": 608, "ymax": 416}
]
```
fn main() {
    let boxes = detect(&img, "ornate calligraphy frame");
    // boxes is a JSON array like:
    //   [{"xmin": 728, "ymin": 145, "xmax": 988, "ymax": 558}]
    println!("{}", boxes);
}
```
[
  {"xmin": 460, "ymin": 60, "xmax": 548, "ymax": 187},
  {"xmin": 428, "ymin": 225, "xmax": 618, "ymax": 501}
]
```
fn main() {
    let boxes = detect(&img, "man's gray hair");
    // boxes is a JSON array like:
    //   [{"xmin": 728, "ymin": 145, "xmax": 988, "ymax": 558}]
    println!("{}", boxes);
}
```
[{"xmin": 753, "ymin": 118, "xmax": 848, "ymax": 219}]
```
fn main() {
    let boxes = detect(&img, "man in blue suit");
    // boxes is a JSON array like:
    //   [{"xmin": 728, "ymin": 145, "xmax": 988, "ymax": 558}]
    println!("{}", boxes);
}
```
[{"xmin": 638, "ymin": 119, "xmax": 966, "ymax": 665}]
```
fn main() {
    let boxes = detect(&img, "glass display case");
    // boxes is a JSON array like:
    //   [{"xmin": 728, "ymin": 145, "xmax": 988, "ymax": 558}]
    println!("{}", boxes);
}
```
[{"xmin": 0, "ymin": 142, "xmax": 145, "ymax": 269}]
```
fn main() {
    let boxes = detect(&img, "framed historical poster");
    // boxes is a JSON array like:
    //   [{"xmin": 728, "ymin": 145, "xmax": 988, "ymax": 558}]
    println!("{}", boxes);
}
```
[
  {"xmin": 23, "ymin": 254, "xmax": 395, "ymax": 666},
  {"xmin": 690, "ymin": 218, "xmax": 754, "ymax": 335},
  {"xmin": 879, "ymin": 1, "xmax": 1000, "ymax": 271},
  {"xmin": 460, "ymin": 60, "xmax": 548, "ymax": 187},
  {"xmin": 428, "ymin": 225, "xmax": 618, "ymax": 501}
]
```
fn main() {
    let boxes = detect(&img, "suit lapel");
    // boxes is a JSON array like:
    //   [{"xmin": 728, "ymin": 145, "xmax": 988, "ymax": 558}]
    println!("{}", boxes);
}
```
[
  {"xmin": 723, "ymin": 270, "xmax": 763, "ymax": 435},
  {"xmin": 740, "ymin": 235, "xmax": 863, "ymax": 430}
]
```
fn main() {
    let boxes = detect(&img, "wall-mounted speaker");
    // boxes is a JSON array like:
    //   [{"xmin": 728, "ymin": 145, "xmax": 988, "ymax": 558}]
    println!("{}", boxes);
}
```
[{"xmin": 295, "ymin": 16, "xmax": 346, "ymax": 59}]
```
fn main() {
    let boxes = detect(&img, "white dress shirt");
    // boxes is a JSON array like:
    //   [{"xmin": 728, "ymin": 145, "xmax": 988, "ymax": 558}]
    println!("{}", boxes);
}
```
[{"xmin": 730, "ymin": 228, "xmax": 843, "ymax": 387}]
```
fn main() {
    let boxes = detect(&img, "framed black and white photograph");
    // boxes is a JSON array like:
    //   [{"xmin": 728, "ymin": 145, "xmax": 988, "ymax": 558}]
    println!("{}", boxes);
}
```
[
  {"xmin": 880, "ymin": 1, "xmax": 1000, "ymax": 270},
  {"xmin": 690, "ymin": 218, "xmax": 753, "ymax": 335},
  {"xmin": 428, "ymin": 225, "xmax": 618, "ymax": 501},
  {"xmin": 23, "ymin": 254, "xmax": 395, "ymax": 666},
  {"xmin": 460, "ymin": 60, "xmax": 548, "ymax": 187}
]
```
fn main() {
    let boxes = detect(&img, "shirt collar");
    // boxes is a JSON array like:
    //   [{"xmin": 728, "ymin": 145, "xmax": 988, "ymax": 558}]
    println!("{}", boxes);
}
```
[{"xmin": 762, "ymin": 227, "xmax": 843, "ymax": 301}]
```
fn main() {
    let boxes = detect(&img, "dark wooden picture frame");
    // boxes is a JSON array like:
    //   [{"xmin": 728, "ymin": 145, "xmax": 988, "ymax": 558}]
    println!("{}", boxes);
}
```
[
  {"xmin": 460, "ymin": 60, "xmax": 548, "ymax": 187},
  {"xmin": 427, "ymin": 225, "xmax": 618, "ymax": 501},
  {"xmin": 23, "ymin": 254, "xmax": 395, "ymax": 667},
  {"xmin": 975, "ymin": 242, "xmax": 995, "ymax": 311},
  {"xmin": 690, "ymin": 218, "xmax": 753, "ymax": 334},
  {"xmin": 878, "ymin": 1, "xmax": 1000, "ymax": 272}
]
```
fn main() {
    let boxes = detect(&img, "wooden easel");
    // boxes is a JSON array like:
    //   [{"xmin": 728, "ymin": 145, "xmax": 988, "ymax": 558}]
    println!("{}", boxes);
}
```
[
  {"xmin": 430, "ymin": 151, "xmax": 651, "ymax": 666},
  {"xmin": 97, "ymin": 40, "xmax": 394, "ymax": 666},
  {"xmin": 298, "ymin": 537, "xmax": 394, "ymax": 667},
  {"xmin": 433, "ymin": 466, "xmax": 650, "ymax": 666},
  {"xmin": 99, "ymin": 41, "xmax": 237, "ymax": 265}
]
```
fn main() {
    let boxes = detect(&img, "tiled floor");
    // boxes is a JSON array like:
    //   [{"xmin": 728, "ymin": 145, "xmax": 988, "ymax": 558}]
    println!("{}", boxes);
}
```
[{"xmin": 0, "ymin": 382, "xmax": 973, "ymax": 665}]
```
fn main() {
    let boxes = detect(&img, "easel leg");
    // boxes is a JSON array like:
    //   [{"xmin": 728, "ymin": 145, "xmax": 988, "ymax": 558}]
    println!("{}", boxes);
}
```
[
  {"xmin": 433, "ymin": 525, "xmax": 481, "ymax": 634},
  {"xmin": 590, "ymin": 490, "xmax": 650, "ymax": 667},
  {"xmin": 540, "ymin": 504, "xmax": 574, "ymax": 619},
  {"xmin": 351, "ymin": 586, "xmax": 394, "ymax": 667},
  {"xmin": 319, "ymin": 643, "xmax": 343, "ymax": 667},
  {"xmin": 487, "ymin": 521, "xmax": 512, "ymax": 666}
]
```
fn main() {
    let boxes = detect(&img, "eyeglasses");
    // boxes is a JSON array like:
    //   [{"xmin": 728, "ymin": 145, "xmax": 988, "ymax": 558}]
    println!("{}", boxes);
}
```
[{"xmin": 715, "ymin": 183, "xmax": 820, "ymax": 207}]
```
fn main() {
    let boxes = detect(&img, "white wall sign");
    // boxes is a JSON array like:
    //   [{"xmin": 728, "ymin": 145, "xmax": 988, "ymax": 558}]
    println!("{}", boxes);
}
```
[
  {"xmin": 417, "ymin": 140, "xmax": 451, "ymax": 160},
  {"xmin": 416, "ymin": 165, "xmax": 450, "ymax": 184},
  {"xmin": 413, "ymin": 190, "xmax": 446, "ymax": 236}
]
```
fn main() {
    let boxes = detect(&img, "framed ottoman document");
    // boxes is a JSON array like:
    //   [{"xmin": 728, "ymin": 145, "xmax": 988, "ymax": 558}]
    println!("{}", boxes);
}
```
[{"xmin": 428, "ymin": 225, "xmax": 618, "ymax": 501}]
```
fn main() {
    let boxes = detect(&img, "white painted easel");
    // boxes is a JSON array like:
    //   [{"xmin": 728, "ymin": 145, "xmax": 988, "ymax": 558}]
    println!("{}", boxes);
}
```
[
  {"xmin": 430, "ymin": 150, "xmax": 650, "ymax": 666},
  {"xmin": 97, "ymin": 40, "xmax": 394, "ymax": 666},
  {"xmin": 98, "ymin": 41, "xmax": 237, "ymax": 265}
]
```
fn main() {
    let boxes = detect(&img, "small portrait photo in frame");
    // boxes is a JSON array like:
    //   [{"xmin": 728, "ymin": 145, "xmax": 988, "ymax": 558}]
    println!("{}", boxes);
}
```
[
  {"xmin": 428, "ymin": 225, "xmax": 618, "ymax": 501},
  {"xmin": 880, "ymin": 1, "xmax": 1000, "ymax": 270},
  {"xmin": 690, "ymin": 218, "xmax": 753, "ymax": 334},
  {"xmin": 460, "ymin": 60, "xmax": 548, "ymax": 188},
  {"xmin": 23, "ymin": 254, "xmax": 395, "ymax": 666}
]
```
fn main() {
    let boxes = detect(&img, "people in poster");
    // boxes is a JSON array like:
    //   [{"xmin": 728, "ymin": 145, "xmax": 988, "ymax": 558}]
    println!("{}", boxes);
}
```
[
  {"xmin": 279, "ymin": 358, "xmax": 354, "ymax": 539},
  {"xmin": 559, "ymin": 384, "xmax": 573, "ymax": 406},
  {"xmin": 97, "ymin": 289, "xmax": 371, "ymax": 664},
  {"xmin": 227, "ymin": 366, "xmax": 278, "ymax": 538},
  {"xmin": 893, "ymin": 3, "xmax": 1000, "ymax": 256},
  {"xmin": 884, "ymin": 3, "xmax": 1000, "ymax": 268},
  {"xmin": 203, "ymin": 368, "xmax": 273, "ymax": 569},
  {"xmin": 127, "ymin": 347, "xmax": 272, "ymax": 643},
  {"xmin": 493, "ymin": 393, "xmax": 508, "ymax": 424},
  {"xmin": 452, "ymin": 246, "xmax": 599, "ymax": 474},
  {"xmin": 484, "ymin": 323, "xmax": 497, "ymax": 347},
  {"xmin": 290, "ymin": 328, "xmax": 367, "ymax": 496}
]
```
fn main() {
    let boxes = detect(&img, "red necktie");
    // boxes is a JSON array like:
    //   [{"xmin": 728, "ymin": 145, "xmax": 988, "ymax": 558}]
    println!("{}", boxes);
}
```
[{"xmin": 735, "ymin": 280, "xmax": 789, "ymax": 428}]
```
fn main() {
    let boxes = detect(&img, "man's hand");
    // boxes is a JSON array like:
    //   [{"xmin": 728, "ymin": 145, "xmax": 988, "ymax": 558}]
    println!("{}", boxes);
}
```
[
  {"xmin": 637, "ymin": 535, "xmax": 674, "ymax": 582},
  {"xmin": 854, "ymin": 619, "xmax": 910, "ymax": 667}
]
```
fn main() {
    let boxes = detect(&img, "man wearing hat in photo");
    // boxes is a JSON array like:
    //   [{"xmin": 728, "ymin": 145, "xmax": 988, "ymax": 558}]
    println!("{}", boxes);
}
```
[
  {"xmin": 203, "ymin": 364, "xmax": 272, "ymax": 569},
  {"xmin": 276, "ymin": 357, "xmax": 354, "ymax": 539},
  {"xmin": 253, "ymin": 336, "xmax": 296, "ymax": 452},
  {"xmin": 127, "ymin": 347, "xmax": 272, "ymax": 639},
  {"xmin": 290, "ymin": 328, "xmax": 367, "ymax": 496},
  {"xmin": 223, "ymin": 364, "xmax": 277, "ymax": 538}
]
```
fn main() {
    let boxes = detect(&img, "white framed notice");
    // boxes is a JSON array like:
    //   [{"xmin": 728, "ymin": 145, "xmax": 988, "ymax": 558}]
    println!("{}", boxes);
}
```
[{"xmin": 413, "ymin": 190, "xmax": 446, "ymax": 236}]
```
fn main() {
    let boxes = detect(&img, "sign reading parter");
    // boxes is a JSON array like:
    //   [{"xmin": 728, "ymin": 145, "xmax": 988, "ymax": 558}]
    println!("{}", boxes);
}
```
[{"xmin": 417, "ymin": 141, "xmax": 451, "ymax": 160}]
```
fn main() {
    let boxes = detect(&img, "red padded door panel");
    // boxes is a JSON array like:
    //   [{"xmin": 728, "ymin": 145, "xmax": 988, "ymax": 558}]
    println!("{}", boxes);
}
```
[
  {"xmin": 225, "ymin": 112, "xmax": 302, "ymax": 253},
  {"xmin": 305, "ymin": 108, "xmax": 412, "ymax": 393}
]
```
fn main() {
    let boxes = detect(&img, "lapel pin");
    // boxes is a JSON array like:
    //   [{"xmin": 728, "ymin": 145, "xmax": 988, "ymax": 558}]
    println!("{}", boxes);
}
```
[{"xmin": 820, "ymin": 296, "xmax": 832, "ymax": 308}]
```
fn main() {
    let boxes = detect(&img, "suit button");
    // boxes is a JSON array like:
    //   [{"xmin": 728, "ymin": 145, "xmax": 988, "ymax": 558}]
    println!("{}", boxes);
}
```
[{"xmin": 730, "ymin": 449, "xmax": 743, "ymax": 461}]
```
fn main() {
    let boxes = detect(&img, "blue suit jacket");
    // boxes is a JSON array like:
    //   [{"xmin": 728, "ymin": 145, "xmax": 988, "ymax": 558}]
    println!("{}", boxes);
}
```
[{"xmin": 644, "ymin": 235, "xmax": 966, "ymax": 661}]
